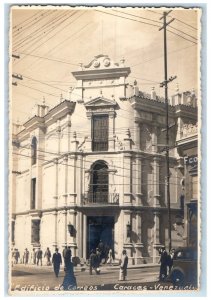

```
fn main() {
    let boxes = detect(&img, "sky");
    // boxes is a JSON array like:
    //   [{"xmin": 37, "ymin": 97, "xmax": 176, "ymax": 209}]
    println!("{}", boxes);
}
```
[{"xmin": 10, "ymin": 6, "xmax": 200, "ymax": 124}]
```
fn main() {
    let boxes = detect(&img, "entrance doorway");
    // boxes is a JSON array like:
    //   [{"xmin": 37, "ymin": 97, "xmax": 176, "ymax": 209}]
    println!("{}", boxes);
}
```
[{"xmin": 87, "ymin": 216, "xmax": 114, "ymax": 259}]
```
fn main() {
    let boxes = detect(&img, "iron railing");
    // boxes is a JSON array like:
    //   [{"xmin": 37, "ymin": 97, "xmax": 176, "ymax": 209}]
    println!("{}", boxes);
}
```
[{"xmin": 82, "ymin": 192, "xmax": 119, "ymax": 205}]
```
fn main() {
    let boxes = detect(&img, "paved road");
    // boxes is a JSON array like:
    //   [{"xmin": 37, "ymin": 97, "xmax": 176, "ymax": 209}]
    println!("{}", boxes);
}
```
[
  {"xmin": 10, "ymin": 264, "xmax": 197, "ymax": 292},
  {"xmin": 11, "ymin": 264, "xmax": 160, "ymax": 291}
]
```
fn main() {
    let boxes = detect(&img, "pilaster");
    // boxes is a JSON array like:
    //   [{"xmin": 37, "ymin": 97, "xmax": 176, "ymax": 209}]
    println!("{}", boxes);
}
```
[{"xmin": 153, "ymin": 156, "xmax": 161, "ymax": 207}]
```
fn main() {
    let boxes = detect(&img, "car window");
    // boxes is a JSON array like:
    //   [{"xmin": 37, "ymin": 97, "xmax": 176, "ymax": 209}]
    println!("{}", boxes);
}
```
[{"xmin": 174, "ymin": 249, "xmax": 197, "ymax": 260}]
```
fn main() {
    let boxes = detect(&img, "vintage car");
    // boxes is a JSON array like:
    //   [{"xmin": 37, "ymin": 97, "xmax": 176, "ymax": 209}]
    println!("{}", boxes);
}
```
[{"xmin": 169, "ymin": 247, "xmax": 197, "ymax": 285}]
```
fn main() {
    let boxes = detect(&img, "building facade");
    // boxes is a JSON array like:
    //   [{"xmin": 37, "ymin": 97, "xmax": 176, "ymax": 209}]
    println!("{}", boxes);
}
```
[
  {"xmin": 11, "ymin": 55, "xmax": 198, "ymax": 264},
  {"xmin": 176, "ymin": 121, "xmax": 198, "ymax": 248}
]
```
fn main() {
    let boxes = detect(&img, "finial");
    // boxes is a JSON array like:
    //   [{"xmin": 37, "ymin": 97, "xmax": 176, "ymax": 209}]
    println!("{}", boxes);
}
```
[
  {"xmin": 134, "ymin": 80, "xmax": 137, "ymax": 86},
  {"xmin": 100, "ymin": 89, "xmax": 103, "ymax": 95},
  {"xmin": 68, "ymin": 87, "xmax": 73, "ymax": 100},
  {"xmin": 42, "ymin": 96, "xmax": 45, "ymax": 105},
  {"xmin": 120, "ymin": 57, "xmax": 125, "ymax": 64},
  {"xmin": 73, "ymin": 131, "xmax": 77, "ymax": 140},
  {"xmin": 60, "ymin": 93, "xmax": 63, "ymax": 103},
  {"xmin": 191, "ymin": 88, "xmax": 195, "ymax": 95},
  {"xmin": 175, "ymin": 83, "xmax": 179, "ymax": 93},
  {"xmin": 79, "ymin": 63, "xmax": 83, "ymax": 70},
  {"xmin": 126, "ymin": 128, "xmax": 131, "ymax": 138}
]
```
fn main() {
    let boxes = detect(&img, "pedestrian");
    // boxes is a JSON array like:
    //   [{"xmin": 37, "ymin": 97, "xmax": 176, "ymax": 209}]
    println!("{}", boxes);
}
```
[
  {"xmin": 24, "ymin": 248, "xmax": 29, "ymax": 265},
  {"xmin": 15, "ymin": 249, "xmax": 20, "ymax": 264},
  {"xmin": 89, "ymin": 249, "xmax": 97, "ymax": 275},
  {"xmin": 159, "ymin": 247, "xmax": 168, "ymax": 281},
  {"xmin": 95, "ymin": 248, "xmax": 101, "ymax": 274},
  {"xmin": 31, "ymin": 248, "xmax": 36, "ymax": 265},
  {"xmin": 167, "ymin": 248, "xmax": 175, "ymax": 274},
  {"xmin": 11, "ymin": 249, "xmax": 16, "ymax": 266},
  {"xmin": 36, "ymin": 248, "xmax": 43, "ymax": 266},
  {"xmin": 107, "ymin": 248, "xmax": 113, "ymax": 265},
  {"xmin": 119, "ymin": 250, "xmax": 128, "ymax": 281},
  {"xmin": 62, "ymin": 246, "xmax": 67, "ymax": 270},
  {"xmin": 97, "ymin": 240, "xmax": 105, "ymax": 261},
  {"xmin": 64, "ymin": 246, "xmax": 72, "ymax": 272},
  {"xmin": 52, "ymin": 248, "xmax": 62, "ymax": 277},
  {"xmin": 60, "ymin": 262, "xmax": 77, "ymax": 290},
  {"xmin": 44, "ymin": 247, "xmax": 52, "ymax": 266}
]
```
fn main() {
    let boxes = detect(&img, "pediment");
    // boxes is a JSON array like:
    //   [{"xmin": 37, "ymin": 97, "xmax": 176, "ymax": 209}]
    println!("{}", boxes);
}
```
[
  {"xmin": 84, "ymin": 96, "xmax": 117, "ymax": 108},
  {"xmin": 84, "ymin": 55, "xmax": 119, "ymax": 70}
]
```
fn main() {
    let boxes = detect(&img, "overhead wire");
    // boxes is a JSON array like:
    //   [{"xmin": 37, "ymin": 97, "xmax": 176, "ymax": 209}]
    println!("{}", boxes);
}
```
[
  {"xmin": 13, "ymin": 10, "xmax": 56, "ymax": 40},
  {"xmin": 112, "ymin": 9, "xmax": 197, "ymax": 41},
  {"xmin": 12, "ymin": 10, "xmax": 44, "ymax": 31},
  {"xmin": 13, "ymin": 10, "xmax": 70, "ymax": 50},
  {"xmin": 16, "ymin": 11, "xmax": 90, "ymax": 72},
  {"xmin": 13, "ymin": 51, "xmax": 79, "ymax": 66},
  {"xmin": 14, "ymin": 11, "xmax": 78, "ymax": 54}
]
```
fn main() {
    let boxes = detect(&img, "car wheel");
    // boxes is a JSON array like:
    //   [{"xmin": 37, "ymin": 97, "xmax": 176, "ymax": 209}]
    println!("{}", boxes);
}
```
[{"xmin": 171, "ymin": 270, "xmax": 185, "ymax": 285}]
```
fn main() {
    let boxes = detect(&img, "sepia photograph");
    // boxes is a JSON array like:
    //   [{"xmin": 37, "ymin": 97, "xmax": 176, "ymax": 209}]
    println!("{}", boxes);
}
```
[{"xmin": 8, "ymin": 3, "xmax": 202, "ymax": 295}]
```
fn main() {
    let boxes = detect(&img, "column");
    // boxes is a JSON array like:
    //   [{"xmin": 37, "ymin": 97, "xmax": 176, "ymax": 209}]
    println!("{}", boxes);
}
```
[
  {"xmin": 77, "ymin": 212, "xmax": 83, "ymax": 258},
  {"xmin": 85, "ymin": 113, "xmax": 92, "ymax": 151},
  {"xmin": 52, "ymin": 211, "xmax": 58, "ymax": 248},
  {"xmin": 134, "ymin": 212, "xmax": 144, "ymax": 264},
  {"xmin": 66, "ymin": 114, "xmax": 72, "ymax": 152},
  {"xmin": 123, "ymin": 153, "xmax": 132, "ymax": 204},
  {"xmin": 76, "ymin": 154, "xmax": 83, "ymax": 206},
  {"xmin": 152, "ymin": 125, "xmax": 158, "ymax": 153},
  {"xmin": 152, "ymin": 211, "xmax": 162, "ymax": 263},
  {"xmin": 83, "ymin": 214, "xmax": 87, "ymax": 259},
  {"xmin": 108, "ymin": 112, "xmax": 115, "ymax": 150},
  {"xmin": 36, "ymin": 130, "xmax": 45, "ymax": 210},
  {"xmin": 135, "ymin": 154, "xmax": 143, "ymax": 205},
  {"xmin": 67, "ymin": 211, "xmax": 77, "ymax": 256},
  {"xmin": 59, "ymin": 210, "xmax": 67, "ymax": 248},
  {"xmin": 123, "ymin": 211, "xmax": 133, "ymax": 265},
  {"xmin": 63, "ymin": 155, "xmax": 68, "ymax": 206},
  {"xmin": 153, "ymin": 156, "xmax": 161, "ymax": 207},
  {"xmin": 134, "ymin": 120, "xmax": 141, "ymax": 150},
  {"xmin": 53, "ymin": 159, "xmax": 58, "ymax": 207}
]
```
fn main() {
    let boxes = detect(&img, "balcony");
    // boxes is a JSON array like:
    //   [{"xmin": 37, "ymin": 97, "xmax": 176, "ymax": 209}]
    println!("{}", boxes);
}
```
[{"xmin": 82, "ymin": 192, "xmax": 119, "ymax": 205}]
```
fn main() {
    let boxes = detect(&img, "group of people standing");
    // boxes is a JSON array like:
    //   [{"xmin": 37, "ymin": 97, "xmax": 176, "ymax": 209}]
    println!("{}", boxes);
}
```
[
  {"xmin": 89, "ymin": 246, "xmax": 128, "ymax": 281},
  {"xmin": 159, "ymin": 247, "xmax": 175, "ymax": 281},
  {"xmin": 89, "ymin": 241, "xmax": 114, "ymax": 275},
  {"xmin": 12, "ymin": 247, "xmax": 51, "ymax": 266}
]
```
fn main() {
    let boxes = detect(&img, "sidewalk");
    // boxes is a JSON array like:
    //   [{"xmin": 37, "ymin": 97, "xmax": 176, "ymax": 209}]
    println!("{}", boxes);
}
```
[{"xmin": 13, "ymin": 262, "xmax": 159, "ymax": 272}]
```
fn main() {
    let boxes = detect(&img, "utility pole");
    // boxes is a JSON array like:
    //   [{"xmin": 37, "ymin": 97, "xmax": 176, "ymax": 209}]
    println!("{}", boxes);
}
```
[{"xmin": 159, "ymin": 11, "xmax": 176, "ymax": 252}]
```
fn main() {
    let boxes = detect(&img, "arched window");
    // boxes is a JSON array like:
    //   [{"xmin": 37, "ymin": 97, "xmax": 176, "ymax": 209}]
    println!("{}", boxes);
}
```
[
  {"xmin": 89, "ymin": 161, "xmax": 108, "ymax": 203},
  {"xmin": 31, "ymin": 137, "xmax": 37, "ymax": 165}
]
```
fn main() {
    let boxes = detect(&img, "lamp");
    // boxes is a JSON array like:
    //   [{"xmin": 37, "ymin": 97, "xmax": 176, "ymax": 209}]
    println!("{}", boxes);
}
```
[
  {"xmin": 126, "ymin": 222, "xmax": 131, "ymax": 238},
  {"xmin": 67, "ymin": 223, "xmax": 75, "ymax": 237}
]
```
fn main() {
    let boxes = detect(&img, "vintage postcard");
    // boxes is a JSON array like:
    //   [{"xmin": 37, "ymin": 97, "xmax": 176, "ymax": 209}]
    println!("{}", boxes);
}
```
[{"xmin": 8, "ymin": 4, "xmax": 202, "ymax": 295}]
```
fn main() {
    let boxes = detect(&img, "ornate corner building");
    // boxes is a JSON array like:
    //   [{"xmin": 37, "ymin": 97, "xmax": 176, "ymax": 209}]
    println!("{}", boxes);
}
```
[{"xmin": 11, "ymin": 55, "xmax": 198, "ymax": 264}]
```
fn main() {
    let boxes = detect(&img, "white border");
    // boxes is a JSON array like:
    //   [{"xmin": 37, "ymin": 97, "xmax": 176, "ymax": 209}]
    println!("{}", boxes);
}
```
[{"xmin": 1, "ymin": 1, "xmax": 209, "ymax": 300}]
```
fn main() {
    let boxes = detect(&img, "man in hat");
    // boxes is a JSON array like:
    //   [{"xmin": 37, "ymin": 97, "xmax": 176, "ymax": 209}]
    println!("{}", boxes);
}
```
[{"xmin": 52, "ymin": 248, "xmax": 62, "ymax": 277}]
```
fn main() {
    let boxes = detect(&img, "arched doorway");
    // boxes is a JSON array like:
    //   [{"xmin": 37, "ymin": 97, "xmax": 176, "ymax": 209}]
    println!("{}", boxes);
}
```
[{"xmin": 89, "ymin": 161, "xmax": 108, "ymax": 203}]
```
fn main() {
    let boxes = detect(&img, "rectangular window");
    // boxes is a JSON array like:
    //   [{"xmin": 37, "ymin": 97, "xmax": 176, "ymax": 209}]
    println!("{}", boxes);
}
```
[
  {"xmin": 31, "ymin": 178, "xmax": 36, "ymax": 209},
  {"xmin": 31, "ymin": 220, "xmax": 40, "ymax": 244},
  {"xmin": 92, "ymin": 115, "xmax": 108, "ymax": 151}
]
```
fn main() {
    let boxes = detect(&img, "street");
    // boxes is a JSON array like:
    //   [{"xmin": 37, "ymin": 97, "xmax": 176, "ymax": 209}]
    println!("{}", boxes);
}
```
[{"xmin": 10, "ymin": 264, "xmax": 197, "ymax": 292}]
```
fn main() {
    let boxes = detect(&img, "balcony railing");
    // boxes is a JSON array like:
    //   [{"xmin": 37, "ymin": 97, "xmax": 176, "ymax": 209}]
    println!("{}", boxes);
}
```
[{"xmin": 82, "ymin": 192, "xmax": 119, "ymax": 205}]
